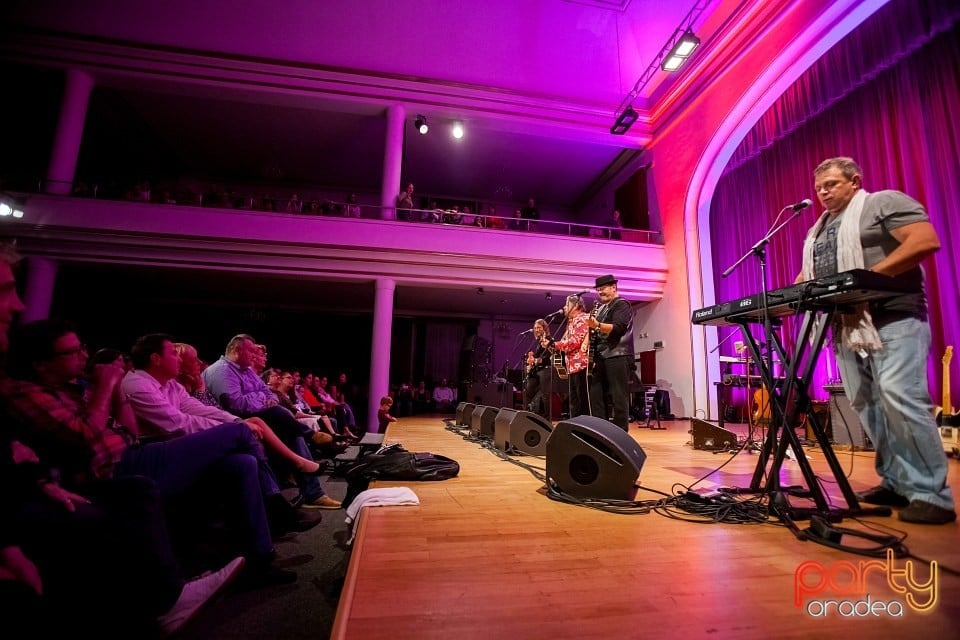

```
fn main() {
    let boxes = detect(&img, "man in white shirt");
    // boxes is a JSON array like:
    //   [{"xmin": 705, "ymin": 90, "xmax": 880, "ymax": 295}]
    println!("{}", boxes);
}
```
[
  {"xmin": 122, "ymin": 333, "xmax": 338, "ymax": 516},
  {"xmin": 431, "ymin": 378, "xmax": 457, "ymax": 413}
]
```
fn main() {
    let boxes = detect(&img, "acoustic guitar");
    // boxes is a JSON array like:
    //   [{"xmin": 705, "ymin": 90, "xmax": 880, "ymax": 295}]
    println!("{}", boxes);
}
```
[
  {"xmin": 935, "ymin": 346, "xmax": 959, "ymax": 426},
  {"xmin": 753, "ymin": 384, "xmax": 772, "ymax": 425}
]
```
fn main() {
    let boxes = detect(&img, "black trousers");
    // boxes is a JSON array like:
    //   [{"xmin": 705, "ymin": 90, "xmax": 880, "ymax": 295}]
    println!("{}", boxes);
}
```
[
  {"xmin": 588, "ymin": 355, "xmax": 631, "ymax": 431},
  {"xmin": 567, "ymin": 369, "xmax": 589, "ymax": 419}
]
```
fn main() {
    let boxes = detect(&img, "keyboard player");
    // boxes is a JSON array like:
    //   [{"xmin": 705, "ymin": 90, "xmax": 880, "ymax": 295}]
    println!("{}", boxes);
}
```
[{"xmin": 794, "ymin": 156, "xmax": 954, "ymax": 525}]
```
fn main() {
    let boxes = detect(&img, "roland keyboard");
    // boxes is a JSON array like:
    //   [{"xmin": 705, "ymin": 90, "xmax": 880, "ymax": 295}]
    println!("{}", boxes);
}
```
[{"xmin": 692, "ymin": 269, "xmax": 913, "ymax": 327}]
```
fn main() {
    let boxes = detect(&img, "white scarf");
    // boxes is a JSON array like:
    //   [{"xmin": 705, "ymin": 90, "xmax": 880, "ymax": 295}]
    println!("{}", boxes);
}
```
[{"xmin": 800, "ymin": 189, "xmax": 882, "ymax": 355}]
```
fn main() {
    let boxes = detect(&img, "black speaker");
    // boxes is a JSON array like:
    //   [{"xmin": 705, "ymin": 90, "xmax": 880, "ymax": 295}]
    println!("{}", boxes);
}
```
[
  {"xmin": 509, "ymin": 410, "xmax": 552, "ymax": 456},
  {"xmin": 690, "ymin": 418, "xmax": 738, "ymax": 451},
  {"xmin": 493, "ymin": 408, "xmax": 516, "ymax": 451},
  {"xmin": 545, "ymin": 415, "xmax": 646, "ymax": 500},
  {"xmin": 456, "ymin": 402, "xmax": 476, "ymax": 427},
  {"xmin": 470, "ymin": 405, "xmax": 498, "ymax": 438}
]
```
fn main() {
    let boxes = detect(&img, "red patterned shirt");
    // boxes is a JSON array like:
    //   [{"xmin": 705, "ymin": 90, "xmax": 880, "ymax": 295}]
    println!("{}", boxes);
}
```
[
  {"xmin": 553, "ymin": 312, "xmax": 591, "ymax": 374},
  {"xmin": 1, "ymin": 378, "xmax": 131, "ymax": 481}
]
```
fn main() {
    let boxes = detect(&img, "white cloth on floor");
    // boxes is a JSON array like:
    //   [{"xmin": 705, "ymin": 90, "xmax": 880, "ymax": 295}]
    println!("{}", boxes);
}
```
[{"xmin": 344, "ymin": 487, "xmax": 420, "ymax": 545}]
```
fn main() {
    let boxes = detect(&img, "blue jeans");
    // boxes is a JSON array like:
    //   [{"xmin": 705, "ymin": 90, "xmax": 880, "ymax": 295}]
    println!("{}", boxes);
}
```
[
  {"xmin": 116, "ymin": 422, "xmax": 275, "ymax": 556},
  {"xmin": 834, "ymin": 316, "xmax": 953, "ymax": 509}
]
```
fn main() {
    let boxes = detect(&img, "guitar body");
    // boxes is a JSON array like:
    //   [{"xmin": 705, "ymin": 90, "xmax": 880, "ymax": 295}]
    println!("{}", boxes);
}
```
[
  {"xmin": 552, "ymin": 351, "xmax": 569, "ymax": 380},
  {"xmin": 753, "ymin": 385, "xmax": 772, "ymax": 424},
  {"xmin": 586, "ymin": 301, "xmax": 601, "ymax": 374}
]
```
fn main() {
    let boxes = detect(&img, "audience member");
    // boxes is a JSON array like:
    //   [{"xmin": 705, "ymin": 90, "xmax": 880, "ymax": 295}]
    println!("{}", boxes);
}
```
[
  {"xmin": 1, "ymin": 320, "xmax": 296, "ymax": 585},
  {"xmin": 432, "ymin": 378, "xmax": 457, "ymax": 413},
  {"xmin": 202, "ymin": 334, "xmax": 341, "ymax": 509},
  {"xmin": 396, "ymin": 182, "xmax": 415, "ymax": 220},
  {"xmin": 345, "ymin": 193, "xmax": 362, "ymax": 218},
  {"xmin": 377, "ymin": 396, "xmax": 397, "ymax": 433}
]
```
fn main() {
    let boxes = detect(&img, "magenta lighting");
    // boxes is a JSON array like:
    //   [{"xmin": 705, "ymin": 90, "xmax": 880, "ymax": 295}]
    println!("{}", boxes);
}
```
[
  {"xmin": 414, "ymin": 114, "xmax": 429, "ymax": 135},
  {"xmin": 661, "ymin": 30, "xmax": 701, "ymax": 71},
  {"xmin": 451, "ymin": 120, "xmax": 464, "ymax": 139}
]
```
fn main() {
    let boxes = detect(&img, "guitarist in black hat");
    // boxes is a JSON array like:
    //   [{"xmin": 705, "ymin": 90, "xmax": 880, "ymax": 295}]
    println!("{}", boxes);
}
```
[{"xmin": 586, "ymin": 274, "xmax": 634, "ymax": 431}]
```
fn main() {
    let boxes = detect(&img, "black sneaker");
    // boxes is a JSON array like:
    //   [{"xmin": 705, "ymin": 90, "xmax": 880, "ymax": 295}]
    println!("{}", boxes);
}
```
[
  {"xmin": 240, "ymin": 561, "xmax": 298, "ymax": 589},
  {"xmin": 898, "ymin": 500, "xmax": 958, "ymax": 525},
  {"xmin": 855, "ymin": 485, "xmax": 909, "ymax": 507}
]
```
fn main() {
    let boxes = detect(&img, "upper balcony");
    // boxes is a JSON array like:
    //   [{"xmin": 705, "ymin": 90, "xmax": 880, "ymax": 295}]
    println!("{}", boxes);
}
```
[{"xmin": 4, "ymin": 193, "xmax": 667, "ymax": 318}]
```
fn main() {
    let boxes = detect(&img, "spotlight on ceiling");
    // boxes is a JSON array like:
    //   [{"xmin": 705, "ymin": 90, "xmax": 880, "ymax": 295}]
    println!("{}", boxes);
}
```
[
  {"xmin": 414, "ymin": 114, "xmax": 429, "ymax": 135},
  {"xmin": 451, "ymin": 120, "xmax": 465, "ymax": 139},
  {"xmin": 661, "ymin": 30, "xmax": 700, "ymax": 72},
  {"xmin": 610, "ymin": 105, "xmax": 639, "ymax": 135}
]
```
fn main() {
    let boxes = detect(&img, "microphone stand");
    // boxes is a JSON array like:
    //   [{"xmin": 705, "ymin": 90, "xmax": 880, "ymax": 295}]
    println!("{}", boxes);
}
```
[{"xmin": 722, "ymin": 207, "xmax": 806, "ymax": 453}]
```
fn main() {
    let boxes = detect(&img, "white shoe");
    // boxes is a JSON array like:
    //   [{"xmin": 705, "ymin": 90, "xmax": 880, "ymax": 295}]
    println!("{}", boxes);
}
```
[{"xmin": 157, "ymin": 556, "xmax": 246, "ymax": 635}]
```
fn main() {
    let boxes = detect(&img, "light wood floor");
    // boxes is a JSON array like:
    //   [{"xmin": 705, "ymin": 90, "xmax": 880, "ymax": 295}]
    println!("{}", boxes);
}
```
[{"xmin": 332, "ymin": 416, "xmax": 959, "ymax": 639}]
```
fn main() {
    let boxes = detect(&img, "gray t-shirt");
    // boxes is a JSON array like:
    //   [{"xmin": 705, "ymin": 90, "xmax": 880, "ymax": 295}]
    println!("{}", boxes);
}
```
[{"xmin": 811, "ymin": 190, "xmax": 928, "ymax": 320}]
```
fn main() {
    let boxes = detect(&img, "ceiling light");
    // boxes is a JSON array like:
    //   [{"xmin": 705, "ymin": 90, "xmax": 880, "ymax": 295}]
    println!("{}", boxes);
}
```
[
  {"xmin": 661, "ymin": 30, "xmax": 700, "ymax": 72},
  {"xmin": 610, "ymin": 105, "xmax": 639, "ymax": 135},
  {"xmin": 452, "ymin": 120, "xmax": 465, "ymax": 139},
  {"xmin": 414, "ymin": 115, "xmax": 429, "ymax": 135}
]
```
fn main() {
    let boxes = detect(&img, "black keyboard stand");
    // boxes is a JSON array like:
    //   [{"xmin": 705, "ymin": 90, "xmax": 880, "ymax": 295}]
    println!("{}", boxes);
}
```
[{"xmin": 722, "ymin": 302, "xmax": 891, "ymax": 529}]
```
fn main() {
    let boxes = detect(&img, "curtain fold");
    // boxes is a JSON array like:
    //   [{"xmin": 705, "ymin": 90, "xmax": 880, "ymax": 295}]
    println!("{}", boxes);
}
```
[{"xmin": 709, "ymin": 0, "xmax": 960, "ymax": 403}]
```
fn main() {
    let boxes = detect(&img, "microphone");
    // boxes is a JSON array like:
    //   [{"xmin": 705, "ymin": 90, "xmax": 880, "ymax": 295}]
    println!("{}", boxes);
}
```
[
  {"xmin": 573, "ymin": 289, "xmax": 590, "ymax": 296},
  {"xmin": 545, "ymin": 308, "xmax": 565, "ymax": 318},
  {"xmin": 518, "ymin": 328, "xmax": 534, "ymax": 335},
  {"xmin": 787, "ymin": 198, "xmax": 813, "ymax": 212}
]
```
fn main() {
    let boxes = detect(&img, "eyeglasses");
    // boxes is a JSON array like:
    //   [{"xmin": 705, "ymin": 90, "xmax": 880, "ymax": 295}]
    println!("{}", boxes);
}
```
[{"xmin": 54, "ymin": 344, "xmax": 87, "ymax": 357}]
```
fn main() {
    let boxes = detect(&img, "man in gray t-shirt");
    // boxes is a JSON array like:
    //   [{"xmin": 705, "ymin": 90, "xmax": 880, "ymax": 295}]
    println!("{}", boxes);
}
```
[{"xmin": 800, "ymin": 157, "xmax": 954, "ymax": 525}]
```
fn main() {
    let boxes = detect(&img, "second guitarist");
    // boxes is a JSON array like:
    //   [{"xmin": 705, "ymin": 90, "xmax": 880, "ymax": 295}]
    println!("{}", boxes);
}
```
[
  {"xmin": 586, "ymin": 274, "xmax": 634, "ymax": 431},
  {"xmin": 543, "ymin": 294, "xmax": 591, "ymax": 420}
]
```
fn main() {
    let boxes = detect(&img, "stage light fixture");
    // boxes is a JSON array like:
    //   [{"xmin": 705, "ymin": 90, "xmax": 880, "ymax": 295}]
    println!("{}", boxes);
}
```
[
  {"xmin": 610, "ymin": 105, "xmax": 639, "ymax": 135},
  {"xmin": 476, "ymin": 287, "xmax": 485, "ymax": 295},
  {"xmin": 0, "ymin": 196, "xmax": 25, "ymax": 219},
  {"xmin": 414, "ymin": 115, "xmax": 429, "ymax": 135},
  {"xmin": 661, "ymin": 30, "xmax": 700, "ymax": 72},
  {"xmin": 545, "ymin": 292, "xmax": 553, "ymax": 301},
  {"xmin": 451, "ymin": 120, "xmax": 464, "ymax": 139}
]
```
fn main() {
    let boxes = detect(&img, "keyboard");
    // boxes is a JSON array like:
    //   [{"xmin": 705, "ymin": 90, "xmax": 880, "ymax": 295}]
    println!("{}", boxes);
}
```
[{"xmin": 692, "ymin": 269, "xmax": 913, "ymax": 327}]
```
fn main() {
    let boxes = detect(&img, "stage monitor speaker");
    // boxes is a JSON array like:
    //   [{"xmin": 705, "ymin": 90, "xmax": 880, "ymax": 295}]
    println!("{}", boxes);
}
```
[
  {"xmin": 545, "ymin": 415, "xmax": 646, "ymax": 500},
  {"xmin": 690, "ymin": 418, "xmax": 738, "ymax": 451},
  {"xmin": 471, "ymin": 405, "xmax": 498, "ymax": 438},
  {"xmin": 508, "ymin": 410, "xmax": 552, "ymax": 456},
  {"xmin": 456, "ymin": 402, "xmax": 476, "ymax": 427},
  {"xmin": 494, "ymin": 408, "xmax": 516, "ymax": 451}
]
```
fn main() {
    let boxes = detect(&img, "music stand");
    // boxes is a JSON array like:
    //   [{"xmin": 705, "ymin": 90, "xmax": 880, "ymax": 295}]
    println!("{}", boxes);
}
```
[{"xmin": 719, "ymin": 207, "xmax": 890, "ymax": 530}]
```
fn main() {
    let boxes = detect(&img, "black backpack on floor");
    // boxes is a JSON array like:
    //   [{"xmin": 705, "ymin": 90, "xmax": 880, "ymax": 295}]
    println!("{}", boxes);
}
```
[{"xmin": 342, "ymin": 445, "xmax": 459, "ymax": 507}]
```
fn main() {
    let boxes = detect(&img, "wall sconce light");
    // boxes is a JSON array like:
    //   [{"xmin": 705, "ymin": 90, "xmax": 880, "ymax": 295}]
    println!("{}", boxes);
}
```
[
  {"xmin": 451, "ymin": 120, "xmax": 465, "ymax": 139},
  {"xmin": 476, "ymin": 287, "xmax": 485, "ymax": 295},
  {"xmin": 661, "ymin": 30, "xmax": 700, "ymax": 71},
  {"xmin": 545, "ymin": 292, "xmax": 553, "ymax": 301},
  {"xmin": 610, "ymin": 105, "xmax": 639, "ymax": 135},
  {"xmin": 414, "ymin": 115, "xmax": 429, "ymax": 135}
]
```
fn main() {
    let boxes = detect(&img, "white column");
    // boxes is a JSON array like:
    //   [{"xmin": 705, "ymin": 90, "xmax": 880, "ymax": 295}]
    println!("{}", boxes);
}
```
[
  {"xmin": 380, "ymin": 104, "xmax": 405, "ymax": 220},
  {"xmin": 46, "ymin": 69, "xmax": 94, "ymax": 196},
  {"xmin": 21, "ymin": 257, "xmax": 58, "ymax": 323},
  {"xmin": 367, "ymin": 277, "xmax": 396, "ymax": 432}
]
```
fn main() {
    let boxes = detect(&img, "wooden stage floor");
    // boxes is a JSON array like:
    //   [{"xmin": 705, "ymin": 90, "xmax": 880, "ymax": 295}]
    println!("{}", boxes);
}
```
[{"xmin": 332, "ymin": 416, "xmax": 959, "ymax": 639}]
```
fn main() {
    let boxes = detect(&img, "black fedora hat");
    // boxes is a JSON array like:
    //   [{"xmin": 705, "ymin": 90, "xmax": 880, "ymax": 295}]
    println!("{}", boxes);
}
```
[{"xmin": 595, "ymin": 274, "xmax": 618, "ymax": 288}]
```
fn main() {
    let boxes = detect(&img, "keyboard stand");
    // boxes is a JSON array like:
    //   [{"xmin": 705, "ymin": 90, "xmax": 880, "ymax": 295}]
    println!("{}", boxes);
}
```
[{"xmin": 722, "ymin": 302, "xmax": 891, "ymax": 529}]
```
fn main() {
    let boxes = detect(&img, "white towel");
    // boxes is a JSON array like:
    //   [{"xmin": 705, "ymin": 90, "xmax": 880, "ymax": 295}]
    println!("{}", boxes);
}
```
[
  {"xmin": 344, "ymin": 487, "xmax": 420, "ymax": 545},
  {"xmin": 801, "ymin": 189, "xmax": 882, "ymax": 355}
]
